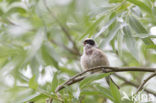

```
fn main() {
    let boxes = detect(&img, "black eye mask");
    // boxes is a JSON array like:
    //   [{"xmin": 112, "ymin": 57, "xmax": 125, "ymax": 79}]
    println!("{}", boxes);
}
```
[{"xmin": 84, "ymin": 39, "xmax": 95, "ymax": 46}]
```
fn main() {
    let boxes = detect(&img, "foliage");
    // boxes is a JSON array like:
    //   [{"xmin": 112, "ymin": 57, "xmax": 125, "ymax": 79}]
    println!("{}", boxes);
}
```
[{"xmin": 0, "ymin": 0, "xmax": 156, "ymax": 103}]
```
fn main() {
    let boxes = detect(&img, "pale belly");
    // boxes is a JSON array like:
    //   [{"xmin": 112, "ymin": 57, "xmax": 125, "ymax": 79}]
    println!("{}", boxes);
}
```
[{"xmin": 80, "ymin": 54, "xmax": 108, "ymax": 70}]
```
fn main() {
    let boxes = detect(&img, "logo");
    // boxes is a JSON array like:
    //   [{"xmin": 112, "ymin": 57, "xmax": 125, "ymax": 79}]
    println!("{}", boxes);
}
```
[{"xmin": 122, "ymin": 91, "xmax": 156, "ymax": 102}]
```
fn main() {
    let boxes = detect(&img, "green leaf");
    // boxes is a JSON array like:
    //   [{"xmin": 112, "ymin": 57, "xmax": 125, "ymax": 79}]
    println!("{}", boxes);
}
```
[
  {"xmin": 17, "ymin": 93, "xmax": 48, "ymax": 103},
  {"xmin": 123, "ymin": 26, "xmax": 139, "ymax": 61},
  {"xmin": 117, "ymin": 31, "xmax": 124, "ymax": 56},
  {"xmin": 81, "ymin": 91, "xmax": 101, "ymax": 95},
  {"xmin": 128, "ymin": 15, "xmax": 147, "ymax": 35},
  {"xmin": 152, "ymin": 7, "xmax": 156, "ymax": 17},
  {"xmin": 131, "ymin": 7, "xmax": 142, "ymax": 17},
  {"xmin": 29, "ymin": 75, "xmax": 38, "ymax": 90},
  {"xmin": 0, "ymin": 8, "xmax": 4, "ymax": 16},
  {"xmin": 81, "ymin": 87, "xmax": 114, "ymax": 101},
  {"xmin": 109, "ymin": 0, "xmax": 123, "ymax": 3},
  {"xmin": 145, "ymin": 44, "xmax": 156, "ymax": 49},
  {"xmin": 110, "ymin": 79, "xmax": 121, "ymax": 103},
  {"xmin": 26, "ymin": 29, "xmax": 45, "ymax": 63},
  {"xmin": 6, "ymin": 0, "xmax": 21, "ymax": 4},
  {"xmin": 79, "ymin": 15, "xmax": 105, "ymax": 40},
  {"xmin": 121, "ymin": 99, "xmax": 134, "ymax": 103},
  {"xmin": 0, "ymin": 55, "xmax": 25, "ymax": 76},
  {"xmin": 44, "ymin": 42, "xmax": 61, "ymax": 62},
  {"xmin": 96, "ymin": 85, "xmax": 114, "ymax": 101},
  {"xmin": 41, "ymin": 45, "xmax": 59, "ymax": 69},
  {"xmin": 0, "ymin": 57, "xmax": 7, "ymax": 69},
  {"xmin": 59, "ymin": 67, "xmax": 77, "ymax": 76},
  {"xmin": 30, "ymin": 57, "xmax": 40, "ymax": 78},
  {"xmin": 110, "ymin": 36, "xmax": 116, "ymax": 52},
  {"xmin": 143, "ymin": 0, "xmax": 152, "ymax": 8},
  {"xmin": 51, "ymin": 72, "xmax": 58, "ymax": 92},
  {"xmin": 142, "ymin": 44, "xmax": 156, "ymax": 63},
  {"xmin": 89, "ymin": 6, "xmax": 113, "ymax": 16},
  {"xmin": 142, "ymin": 38, "xmax": 154, "ymax": 45},
  {"xmin": 127, "ymin": 0, "xmax": 152, "ymax": 14},
  {"xmin": 122, "ymin": 51, "xmax": 140, "ymax": 66},
  {"xmin": 149, "ymin": 54, "xmax": 156, "ymax": 63},
  {"xmin": 80, "ymin": 73, "xmax": 110, "ymax": 88},
  {"xmin": 7, "ymin": 7, "xmax": 27, "ymax": 15},
  {"xmin": 128, "ymin": 15, "xmax": 154, "ymax": 45},
  {"xmin": 99, "ymin": 21, "xmax": 120, "ymax": 48},
  {"xmin": 0, "ymin": 45, "xmax": 20, "ymax": 58},
  {"xmin": 94, "ymin": 17, "xmax": 116, "ymax": 38}
]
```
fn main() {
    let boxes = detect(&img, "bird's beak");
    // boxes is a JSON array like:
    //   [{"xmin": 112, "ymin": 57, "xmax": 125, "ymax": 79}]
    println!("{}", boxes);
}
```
[{"xmin": 83, "ymin": 42, "xmax": 86, "ymax": 46}]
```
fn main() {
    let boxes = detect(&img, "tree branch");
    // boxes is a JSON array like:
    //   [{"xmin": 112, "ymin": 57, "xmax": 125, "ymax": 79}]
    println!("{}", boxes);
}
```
[
  {"xmin": 136, "ymin": 73, "xmax": 156, "ymax": 94},
  {"xmin": 55, "ymin": 66, "xmax": 156, "ymax": 93}
]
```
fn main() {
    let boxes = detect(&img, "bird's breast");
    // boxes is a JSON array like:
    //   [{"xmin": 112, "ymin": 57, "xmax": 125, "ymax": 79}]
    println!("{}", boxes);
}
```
[{"xmin": 81, "ymin": 51, "xmax": 108, "ymax": 70}]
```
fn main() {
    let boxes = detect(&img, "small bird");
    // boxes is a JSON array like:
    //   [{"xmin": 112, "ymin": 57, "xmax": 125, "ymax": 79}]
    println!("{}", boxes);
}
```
[{"xmin": 80, "ymin": 38, "xmax": 119, "ymax": 88}]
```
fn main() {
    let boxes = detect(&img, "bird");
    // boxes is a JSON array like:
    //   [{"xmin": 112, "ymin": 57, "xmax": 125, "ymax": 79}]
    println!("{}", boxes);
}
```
[{"xmin": 80, "ymin": 38, "xmax": 119, "ymax": 88}]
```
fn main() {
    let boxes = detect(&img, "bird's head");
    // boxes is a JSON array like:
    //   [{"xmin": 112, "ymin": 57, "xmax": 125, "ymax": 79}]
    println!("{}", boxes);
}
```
[{"xmin": 83, "ymin": 38, "xmax": 96, "ymax": 48}]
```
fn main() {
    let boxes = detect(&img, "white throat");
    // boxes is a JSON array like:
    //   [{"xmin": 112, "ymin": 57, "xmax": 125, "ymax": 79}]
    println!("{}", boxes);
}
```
[{"xmin": 83, "ymin": 44, "xmax": 96, "ymax": 54}]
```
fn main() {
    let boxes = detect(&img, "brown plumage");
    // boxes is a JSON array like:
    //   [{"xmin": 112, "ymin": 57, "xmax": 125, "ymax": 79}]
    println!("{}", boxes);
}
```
[
  {"xmin": 81, "ymin": 47, "xmax": 109, "ymax": 71},
  {"xmin": 80, "ymin": 38, "xmax": 119, "ymax": 88}
]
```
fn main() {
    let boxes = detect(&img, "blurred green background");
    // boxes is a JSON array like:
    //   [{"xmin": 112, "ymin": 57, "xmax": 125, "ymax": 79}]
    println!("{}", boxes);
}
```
[{"xmin": 0, "ymin": 0, "xmax": 156, "ymax": 103}]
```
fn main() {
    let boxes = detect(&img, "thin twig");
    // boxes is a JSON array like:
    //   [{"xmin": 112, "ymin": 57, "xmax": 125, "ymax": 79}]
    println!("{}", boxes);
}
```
[
  {"xmin": 36, "ymin": 3, "xmax": 79, "ymax": 57},
  {"xmin": 49, "ymin": 98, "xmax": 53, "ymax": 103},
  {"xmin": 113, "ymin": 73, "xmax": 140, "ymax": 87},
  {"xmin": 43, "ymin": 0, "xmax": 80, "ymax": 56},
  {"xmin": 49, "ymin": 39, "xmax": 78, "ymax": 56},
  {"xmin": 113, "ymin": 73, "xmax": 156, "ymax": 96},
  {"xmin": 136, "ymin": 73, "xmax": 156, "ymax": 94}
]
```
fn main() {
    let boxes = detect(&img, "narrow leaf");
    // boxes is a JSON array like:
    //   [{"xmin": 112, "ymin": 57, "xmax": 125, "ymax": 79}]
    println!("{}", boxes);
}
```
[
  {"xmin": 128, "ymin": 15, "xmax": 147, "ymax": 35},
  {"xmin": 94, "ymin": 17, "xmax": 116, "ymax": 38},
  {"xmin": 127, "ymin": 0, "xmax": 152, "ymax": 14},
  {"xmin": 51, "ymin": 72, "xmax": 58, "ymax": 92},
  {"xmin": 29, "ymin": 75, "xmax": 38, "ymax": 90},
  {"xmin": 80, "ymin": 73, "xmax": 110, "ymax": 88},
  {"xmin": 17, "ymin": 93, "xmax": 48, "ymax": 103},
  {"xmin": 109, "ymin": 0, "xmax": 123, "ymax": 3},
  {"xmin": 96, "ymin": 85, "xmax": 114, "ymax": 101},
  {"xmin": 110, "ymin": 79, "xmax": 121, "ymax": 103},
  {"xmin": 99, "ymin": 21, "xmax": 120, "ymax": 48},
  {"xmin": 128, "ymin": 15, "xmax": 154, "ymax": 44},
  {"xmin": 7, "ymin": 7, "xmax": 27, "ymax": 15},
  {"xmin": 79, "ymin": 15, "xmax": 105, "ymax": 40},
  {"xmin": 123, "ymin": 26, "xmax": 139, "ymax": 61},
  {"xmin": 41, "ymin": 45, "xmax": 59, "ymax": 69}
]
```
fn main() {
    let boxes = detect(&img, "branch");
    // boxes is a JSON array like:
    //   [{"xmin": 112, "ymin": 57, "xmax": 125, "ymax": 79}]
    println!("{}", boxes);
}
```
[
  {"xmin": 55, "ymin": 66, "xmax": 156, "ymax": 93},
  {"xmin": 113, "ymin": 73, "xmax": 156, "ymax": 96},
  {"xmin": 136, "ymin": 73, "xmax": 156, "ymax": 94},
  {"xmin": 49, "ymin": 39, "xmax": 79, "ymax": 56}
]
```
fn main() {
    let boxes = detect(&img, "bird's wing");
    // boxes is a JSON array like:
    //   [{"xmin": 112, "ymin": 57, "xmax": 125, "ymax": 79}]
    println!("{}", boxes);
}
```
[{"xmin": 93, "ymin": 48, "xmax": 109, "ymax": 66}]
